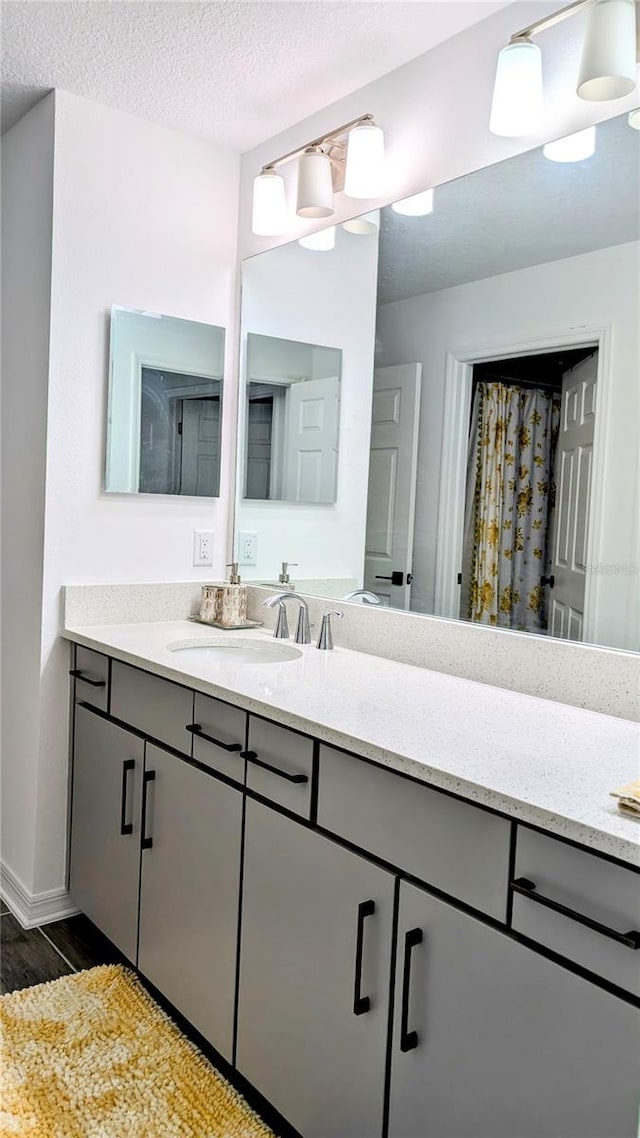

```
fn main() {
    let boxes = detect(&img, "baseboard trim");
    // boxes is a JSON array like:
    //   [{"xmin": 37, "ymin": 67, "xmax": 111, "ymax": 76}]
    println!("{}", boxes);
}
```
[{"xmin": 0, "ymin": 862, "xmax": 80, "ymax": 929}]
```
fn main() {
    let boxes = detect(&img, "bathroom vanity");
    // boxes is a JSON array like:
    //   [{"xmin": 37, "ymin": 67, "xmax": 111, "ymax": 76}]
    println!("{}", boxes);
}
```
[{"xmin": 64, "ymin": 624, "xmax": 640, "ymax": 1138}]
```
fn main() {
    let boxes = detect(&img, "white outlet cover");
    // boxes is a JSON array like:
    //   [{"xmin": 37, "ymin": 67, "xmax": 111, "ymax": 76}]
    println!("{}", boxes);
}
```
[
  {"xmin": 238, "ymin": 531, "xmax": 258, "ymax": 566},
  {"xmin": 193, "ymin": 530, "xmax": 214, "ymax": 567}
]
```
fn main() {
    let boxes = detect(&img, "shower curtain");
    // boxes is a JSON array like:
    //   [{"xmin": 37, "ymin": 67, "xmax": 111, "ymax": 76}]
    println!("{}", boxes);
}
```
[{"xmin": 463, "ymin": 380, "xmax": 560, "ymax": 633}]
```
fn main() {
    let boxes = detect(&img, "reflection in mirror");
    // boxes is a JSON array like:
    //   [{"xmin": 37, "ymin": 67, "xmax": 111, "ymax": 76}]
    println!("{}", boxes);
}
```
[
  {"xmin": 106, "ymin": 307, "xmax": 225, "ymax": 496},
  {"xmin": 235, "ymin": 112, "xmax": 639, "ymax": 651},
  {"xmin": 244, "ymin": 334, "xmax": 342, "ymax": 503}
]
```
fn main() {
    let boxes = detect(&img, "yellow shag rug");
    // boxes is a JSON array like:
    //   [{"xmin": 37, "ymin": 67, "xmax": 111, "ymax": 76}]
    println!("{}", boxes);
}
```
[{"xmin": 0, "ymin": 964, "xmax": 276, "ymax": 1137}]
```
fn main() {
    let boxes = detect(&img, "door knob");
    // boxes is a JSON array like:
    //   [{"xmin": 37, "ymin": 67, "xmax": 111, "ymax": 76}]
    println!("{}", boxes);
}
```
[{"xmin": 541, "ymin": 575, "xmax": 555, "ymax": 588}]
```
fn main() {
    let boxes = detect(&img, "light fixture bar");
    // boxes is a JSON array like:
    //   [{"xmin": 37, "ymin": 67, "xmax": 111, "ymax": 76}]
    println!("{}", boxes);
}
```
[
  {"xmin": 261, "ymin": 114, "xmax": 374, "ymax": 174},
  {"xmin": 509, "ymin": 0, "xmax": 593, "ymax": 43}
]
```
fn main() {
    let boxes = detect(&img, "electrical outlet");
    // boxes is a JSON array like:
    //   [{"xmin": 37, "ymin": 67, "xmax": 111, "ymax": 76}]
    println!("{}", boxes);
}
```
[
  {"xmin": 193, "ymin": 530, "xmax": 214, "ymax": 567},
  {"xmin": 238, "ymin": 531, "xmax": 258, "ymax": 566}
]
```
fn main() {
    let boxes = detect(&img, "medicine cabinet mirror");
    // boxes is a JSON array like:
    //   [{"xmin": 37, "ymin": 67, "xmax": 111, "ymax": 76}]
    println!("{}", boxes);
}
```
[
  {"xmin": 106, "ymin": 307, "xmax": 225, "ymax": 497},
  {"xmin": 235, "ymin": 112, "xmax": 639, "ymax": 653}
]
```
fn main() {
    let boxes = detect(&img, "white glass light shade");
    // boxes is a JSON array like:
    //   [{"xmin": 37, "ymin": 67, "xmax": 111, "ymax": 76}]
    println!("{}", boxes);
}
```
[
  {"xmin": 342, "ymin": 210, "xmax": 380, "ymax": 235},
  {"xmin": 252, "ymin": 170, "xmax": 287, "ymax": 236},
  {"xmin": 296, "ymin": 149, "xmax": 334, "ymax": 219},
  {"xmin": 543, "ymin": 125, "xmax": 597, "ymax": 162},
  {"xmin": 391, "ymin": 188, "xmax": 435, "ymax": 216},
  {"xmin": 489, "ymin": 38, "xmax": 543, "ymax": 137},
  {"xmin": 628, "ymin": 107, "xmax": 640, "ymax": 128},
  {"xmin": 344, "ymin": 123, "xmax": 385, "ymax": 199},
  {"xmin": 298, "ymin": 226, "xmax": 336, "ymax": 251},
  {"xmin": 577, "ymin": 0, "xmax": 637, "ymax": 101}
]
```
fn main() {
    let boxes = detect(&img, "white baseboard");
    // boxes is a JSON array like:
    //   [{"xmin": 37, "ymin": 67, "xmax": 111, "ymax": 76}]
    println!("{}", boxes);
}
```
[{"xmin": 0, "ymin": 862, "xmax": 80, "ymax": 929}]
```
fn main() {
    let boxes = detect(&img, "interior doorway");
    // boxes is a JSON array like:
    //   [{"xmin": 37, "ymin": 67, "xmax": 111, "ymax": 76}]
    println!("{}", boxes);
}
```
[{"xmin": 459, "ymin": 346, "xmax": 598, "ymax": 640}]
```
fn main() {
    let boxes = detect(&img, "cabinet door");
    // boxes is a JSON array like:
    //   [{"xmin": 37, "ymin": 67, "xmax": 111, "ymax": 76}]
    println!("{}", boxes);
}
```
[
  {"xmin": 70, "ymin": 705, "xmax": 143, "ymax": 961},
  {"xmin": 237, "ymin": 800, "xmax": 394, "ymax": 1138},
  {"xmin": 389, "ymin": 882, "xmax": 640, "ymax": 1138},
  {"xmin": 137, "ymin": 745, "xmax": 243, "ymax": 1062}
]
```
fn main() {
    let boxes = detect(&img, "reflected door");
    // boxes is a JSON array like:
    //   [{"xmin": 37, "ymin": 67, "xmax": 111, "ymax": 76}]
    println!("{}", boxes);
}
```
[
  {"xmin": 548, "ymin": 354, "xmax": 597, "ymax": 641},
  {"xmin": 364, "ymin": 364, "xmax": 422, "ymax": 609},
  {"xmin": 181, "ymin": 397, "xmax": 221, "ymax": 496},
  {"xmin": 282, "ymin": 376, "xmax": 340, "ymax": 503}
]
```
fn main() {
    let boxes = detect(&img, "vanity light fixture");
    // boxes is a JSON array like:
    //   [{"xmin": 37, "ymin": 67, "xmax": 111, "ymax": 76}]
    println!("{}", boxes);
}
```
[
  {"xmin": 629, "ymin": 107, "xmax": 640, "ymax": 127},
  {"xmin": 391, "ymin": 188, "xmax": 435, "ymax": 216},
  {"xmin": 543, "ymin": 124, "xmax": 597, "ymax": 160},
  {"xmin": 251, "ymin": 114, "xmax": 384, "ymax": 236},
  {"xmin": 342, "ymin": 210, "xmax": 380, "ymax": 235},
  {"xmin": 298, "ymin": 226, "xmax": 336, "ymax": 251},
  {"xmin": 490, "ymin": 0, "xmax": 637, "ymax": 138}
]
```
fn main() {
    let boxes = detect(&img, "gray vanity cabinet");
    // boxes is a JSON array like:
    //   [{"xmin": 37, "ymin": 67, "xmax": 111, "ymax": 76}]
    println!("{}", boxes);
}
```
[
  {"xmin": 137, "ymin": 744, "xmax": 243, "ymax": 1062},
  {"xmin": 236, "ymin": 799, "xmax": 395, "ymax": 1138},
  {"xmin": 69, "ymin": 705, "xmax": 143, "ymax": 961},
  {"xmin": 388, "ymin": 881, "xmax": 640, "ymax": 1138}
]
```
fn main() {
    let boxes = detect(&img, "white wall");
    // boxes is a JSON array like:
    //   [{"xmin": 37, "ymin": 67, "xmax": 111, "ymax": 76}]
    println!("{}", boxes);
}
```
[
  {"xmin": 376, "ymin": 241, "xmax": 640, "ymax": 650},
  {"xmin": 10, "ymin": 90, "xmax": 240, "ymax": 900},
  {"xmin": 1, "ymin": 95, "xmax": 55, "ymax": 898},
  {"xmin": 238, "ymin": 2, "xmax": 639, "ymax": 259},
  {"xmin": 237, "ymin": 228, "xmax": 379, "ymax": 583}
]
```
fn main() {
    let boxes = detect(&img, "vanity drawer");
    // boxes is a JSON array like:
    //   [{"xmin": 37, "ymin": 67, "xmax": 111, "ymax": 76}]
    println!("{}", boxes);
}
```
[
  {"xmin": 110, "ymin": 662, "xmax": 193, "ymax": 755},
  {"xmin": 71, "ymin": 646, "xmax": 110, "ymax": 712},
  {"xmin": 317, "ymin": 746, "xmax": 511, "ymax": 921},
  {"xmin": 511, "ymin": 827, "xmax": 640, "ymax": 997},
  {"xmin": 190, "ymin": 693, "xmax": 247, "ymax": 785},
  {"xmin": 245, "ymin": 717, "xmax": 314, "ymax": 819}
]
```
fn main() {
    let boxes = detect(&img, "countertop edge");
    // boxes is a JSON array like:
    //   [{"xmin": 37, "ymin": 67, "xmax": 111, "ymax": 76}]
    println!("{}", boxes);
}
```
[{"xmin": 62, "ymin": 626, "xmax": 640, "ymax": 869}]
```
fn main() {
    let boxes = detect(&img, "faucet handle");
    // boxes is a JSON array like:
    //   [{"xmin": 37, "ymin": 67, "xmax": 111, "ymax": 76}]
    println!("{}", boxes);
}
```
[
  {"xmin": 262, "ymin": 595, "xmax": 290, "ymax": 639},
  {"xmin": 317, "ymin": 610, "xmax": 343, "ymax": 651}
]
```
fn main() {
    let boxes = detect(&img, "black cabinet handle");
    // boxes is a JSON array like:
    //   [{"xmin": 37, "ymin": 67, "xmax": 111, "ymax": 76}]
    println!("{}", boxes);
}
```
[
  {"xmin": 119, "ymin": 759, "xmax": 135, "ymax": 836},
  {"xmin": 141, "ymin": 770, "xmax": 156, "ymax": 850},
  {"xmin": 353, "ymin": 900, "xmax": 376, "ymax": 1015},
  {"xmin": 512, "ymin": 878, "xmax": 640, "ymax": 950},
  {"xmin": 400, "ymin": 927, "xmax": 423, "ymax": 1052},
  {"xmin": 186, "ymin": 723, "xmax": 242, "ymax": 753},
  {"xmin": 69, "ymin": 669, "xmax": 106, "ymax": 688},
  {"xmin": 241, "ymin": 751, "xmax": 308, "ymax": 784}
]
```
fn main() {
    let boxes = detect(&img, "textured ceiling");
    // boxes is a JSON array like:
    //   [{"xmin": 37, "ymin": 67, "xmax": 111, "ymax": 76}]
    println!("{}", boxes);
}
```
[
  {"xmin": 0, "ymin": 0, "xmax": 509, "ymax": 147},
  {"xmin": 377, "ymin": 112, "xmax": 640, "ymax": 304}
]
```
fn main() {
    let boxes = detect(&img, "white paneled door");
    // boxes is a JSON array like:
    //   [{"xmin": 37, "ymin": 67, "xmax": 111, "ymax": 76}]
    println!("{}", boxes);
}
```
[
  {"xmin": 364, "ymin": 364, "xmax": 422, "ymax": 609},
  {"xmin": 548, "ymin": 353, "xmax": 597, "ymax": 641},
  {"xmin": 283, "ymin": 376, "xmax": 340, "ymax": 503}
]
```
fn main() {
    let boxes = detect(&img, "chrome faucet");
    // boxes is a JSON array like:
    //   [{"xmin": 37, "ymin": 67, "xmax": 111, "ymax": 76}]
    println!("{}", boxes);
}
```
[
  {"xmin": 317, "ymin": 610, "xmax": 343, "ymax": 650},
  {"xmin": 263, "ymin": 592, "xmax": 311, "ymax": 644},
  {"xmin": 342, "ymin": 590, "xmax": 380, "ymax": 604}
]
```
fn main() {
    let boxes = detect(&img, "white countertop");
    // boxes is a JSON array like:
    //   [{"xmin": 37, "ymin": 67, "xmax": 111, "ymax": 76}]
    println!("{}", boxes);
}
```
[{"xmin": 62, "ymin": 620, "xmax": 640, "ymax": 867}]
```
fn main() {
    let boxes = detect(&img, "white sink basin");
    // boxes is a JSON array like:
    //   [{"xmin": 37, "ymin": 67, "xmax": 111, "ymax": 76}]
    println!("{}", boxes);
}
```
[{"xmin": 166, "ymin": 637, "xmax": 303, "ymax": 664}]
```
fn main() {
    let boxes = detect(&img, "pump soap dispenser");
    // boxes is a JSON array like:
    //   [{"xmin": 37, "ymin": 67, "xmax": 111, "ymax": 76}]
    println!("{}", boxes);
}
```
[{"xmin": 218, "ymin": 562, "xmax": 248, "ymax": 628}]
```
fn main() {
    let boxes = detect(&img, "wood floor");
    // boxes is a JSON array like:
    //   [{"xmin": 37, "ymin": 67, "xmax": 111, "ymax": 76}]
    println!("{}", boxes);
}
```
[{"xmin": 0, "ymin": 903, "xmax": 301, "ymax": 1138}]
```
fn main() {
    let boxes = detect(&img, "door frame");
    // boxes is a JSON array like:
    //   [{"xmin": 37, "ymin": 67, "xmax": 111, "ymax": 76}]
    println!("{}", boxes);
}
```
[{"xmin": 433, "ymin": 325, "xmax": 611, "ymax": 646}]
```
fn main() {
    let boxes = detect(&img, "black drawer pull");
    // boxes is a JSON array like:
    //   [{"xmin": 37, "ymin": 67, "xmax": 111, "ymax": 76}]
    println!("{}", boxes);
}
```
[
  {"xmin": 141, "ymin": 769, "xmax": 156, "ymax": 850},
  {"xmin": 241, "ymin": 751, "xmax": 309, "ymax": 784},
  {"xmin": 69, "ymin": 668, "xmax": 106, "ymax": 688},
  {"xmin": 120, "ymin": 759, "xmax": 135, "ymax": 836},
  {"xmin": 400, "ymin": 927, "xmax": 423, "ymax": 1052},
  {"xmin": 512, "ymin": 878, "xmax": 640, "ymax": 950},
  {"xmin": 353, "ymin": 900, "xmax": 376, "ymax": 1015},
  {"xmin": 186, "ymin": 723, "xmax": 242, "ymax": 753}
]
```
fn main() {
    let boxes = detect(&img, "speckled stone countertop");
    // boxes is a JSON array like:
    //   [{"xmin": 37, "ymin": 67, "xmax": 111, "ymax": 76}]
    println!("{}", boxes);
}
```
[{"xmin": 62, "ymin": 620, "xmax": 640, "ymax": 867}]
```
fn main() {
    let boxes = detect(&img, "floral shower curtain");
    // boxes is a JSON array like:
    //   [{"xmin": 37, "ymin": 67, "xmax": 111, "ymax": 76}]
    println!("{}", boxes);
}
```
[{"xmin": 463, "ymin": 380, "xmax": 560, "ymax": 633}]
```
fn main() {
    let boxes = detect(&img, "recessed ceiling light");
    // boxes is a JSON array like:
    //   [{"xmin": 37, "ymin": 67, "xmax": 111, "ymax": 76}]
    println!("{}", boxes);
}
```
[
  {"xmin": 543, "ymin": 125, "xmax": 596, "ymax": 162},
  {"xmin": 391, "ymin": 188, "xmax": 435, "ymax": 216}
]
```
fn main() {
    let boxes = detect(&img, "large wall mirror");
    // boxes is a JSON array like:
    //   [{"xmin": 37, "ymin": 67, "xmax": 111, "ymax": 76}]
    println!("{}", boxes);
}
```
[
  {"xmin": 235, "ymin": 112, "xmax": 639, "ymax": 652},
  {"xmin": 106, "ymin": 307, "xmax": 225, "ymax": 497}
]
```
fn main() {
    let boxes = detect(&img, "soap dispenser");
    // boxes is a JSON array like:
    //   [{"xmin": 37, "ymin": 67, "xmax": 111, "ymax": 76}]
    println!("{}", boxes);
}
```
[
  {"xmin": 218, "ymin": 562, "xmax": 248, "ymax": 627},
  {"xmin": 278, "ymin": 561, "xmax": 298, "ymax": 590}
]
